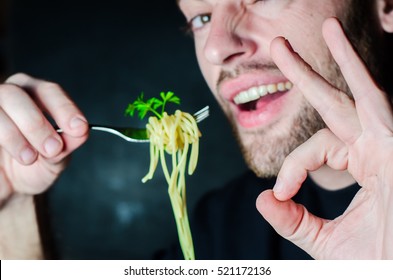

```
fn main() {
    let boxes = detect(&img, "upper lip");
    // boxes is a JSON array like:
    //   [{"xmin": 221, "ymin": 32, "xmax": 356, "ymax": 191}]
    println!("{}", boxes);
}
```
[{"xmin": 218, "ymin": 73, "xmax": 290, "ymax": 102}]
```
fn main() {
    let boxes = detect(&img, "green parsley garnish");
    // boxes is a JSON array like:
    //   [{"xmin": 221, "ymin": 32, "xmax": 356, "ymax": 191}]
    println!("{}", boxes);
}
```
[{"xmin": 125, "ymin": 91, "xmax": 180, "ymax": 120}]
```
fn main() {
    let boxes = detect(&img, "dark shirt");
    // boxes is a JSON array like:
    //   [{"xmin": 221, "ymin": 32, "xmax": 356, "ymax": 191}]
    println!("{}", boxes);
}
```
[{"xmin": 188, "ymin": 170, "xmax": 360, "ymax": 260}]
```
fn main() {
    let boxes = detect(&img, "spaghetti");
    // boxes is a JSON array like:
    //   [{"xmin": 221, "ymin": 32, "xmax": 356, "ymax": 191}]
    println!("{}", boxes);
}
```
[{"xmin": 142, "ymin": 110, "xmax": 200, "ymax": 260}]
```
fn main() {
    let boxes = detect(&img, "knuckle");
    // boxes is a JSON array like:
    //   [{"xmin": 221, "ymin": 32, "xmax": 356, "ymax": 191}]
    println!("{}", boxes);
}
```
[
  {"xmin": 0, "ymin": 127, "xmax": 29, "ymax": 160},
  {"xmin": 0, "ymin": 84, "xmax": 24, "ymax": 103},
  {"xmin": 37, "ymin": 81, "xmax": 64, "ymax": 96},
  {"xmin": 5, "ymin": 72, "xmax": 31, "ymax": 84},
  {"xmin": 315, "ymin": 128, "xmax": 331, "ymax": 138},
  {"xmin": 283, "ymin": 151, "xmax": 298, "ymax": 166},
  {"xmin": 22, "ymin": 114, "xmax": 48, "ymax": 134},
  {"xmin": 0, "ymin": 128, "xmax": 19, "ymax": 144},
  {"xmin": 57, "ymin": 101, "xmax": 78, "ymax": 116}
]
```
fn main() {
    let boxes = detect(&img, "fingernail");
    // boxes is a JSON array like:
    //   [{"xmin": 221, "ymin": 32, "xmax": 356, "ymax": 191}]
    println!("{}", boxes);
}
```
[
  {"xmin": 70, "ymin": 117, "xmax": 87, "ymax": 129},
  {"xmin": 44, "ymin": 136, "xmax": 62, "ymax": 156},
  {"xmin": 20, "ymin": 147, "xmax": 37, "ymax": 164},
  {"xmin": 273, "ymin": 178, "xmax": 284, "ymax": 194}
]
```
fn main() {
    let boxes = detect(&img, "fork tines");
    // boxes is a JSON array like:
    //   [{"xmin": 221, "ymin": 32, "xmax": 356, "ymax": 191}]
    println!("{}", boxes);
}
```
[{"xmin": 194, "ymin": 106, "xmax": 209, "ymax": 123}]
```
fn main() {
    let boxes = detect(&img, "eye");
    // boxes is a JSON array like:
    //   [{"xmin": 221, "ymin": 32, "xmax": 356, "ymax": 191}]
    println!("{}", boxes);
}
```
[
  {"xmin": 188, "ymin": 14, "xmax": 211, "ymax": 31},
  {"xmin": 248, "ymin": 0, "xmax": 269, "ymax": 5},
  {"xmin": 245, "ymin": 0, "xmax": 265, "ymax": 3}
]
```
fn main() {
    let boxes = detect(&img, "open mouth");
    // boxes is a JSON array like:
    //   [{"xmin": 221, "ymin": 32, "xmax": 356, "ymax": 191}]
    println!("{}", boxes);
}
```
[{"xmin": 233, "ymin": 81, "xmax": 293, "ymax": 111}]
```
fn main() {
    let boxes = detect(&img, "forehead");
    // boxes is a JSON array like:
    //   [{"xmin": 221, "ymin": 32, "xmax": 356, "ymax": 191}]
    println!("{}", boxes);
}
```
[
  {"xmin": 177, "ymin": 0, "xmax": 207, "ymax": 9},
  {"xmin": 177, "ymin": 0, "xmax": 278, "ymax": 6},
  {"xmin": 178, "ymin": 0, "xmax": 211, "ymax": 3}
]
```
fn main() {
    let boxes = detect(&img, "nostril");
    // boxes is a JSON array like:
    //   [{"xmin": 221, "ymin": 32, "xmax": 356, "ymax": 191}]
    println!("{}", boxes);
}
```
[
  {"xmin": 203, "ymin": 20, "xmax": 249, "ymax": 63},
  {"xmin": 204, "ymin": 38, "xmax": 247, "ymax": 65},
  {"xmin": 203, "ymin": 27, "xmax": 255, "ymax": 65},
  {"xmin": 223, "ymin": 51, "xmax": 247, "ymax": 64}
]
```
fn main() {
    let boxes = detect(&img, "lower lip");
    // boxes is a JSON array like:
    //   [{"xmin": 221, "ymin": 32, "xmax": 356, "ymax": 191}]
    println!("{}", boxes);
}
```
[{"xmin": 235, "ymin": 91, "xmax": 288, "ymax": 128}]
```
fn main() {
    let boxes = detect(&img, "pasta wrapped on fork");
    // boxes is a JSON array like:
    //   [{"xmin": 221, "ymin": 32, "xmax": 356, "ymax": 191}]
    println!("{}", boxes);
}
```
[
  {"xmin": 143, "ymin": 110, "xmax": 200, "ymax": 260},
  {"xmin": 125, "ymin": 92, "xmax": 202, "ymax": 260}
]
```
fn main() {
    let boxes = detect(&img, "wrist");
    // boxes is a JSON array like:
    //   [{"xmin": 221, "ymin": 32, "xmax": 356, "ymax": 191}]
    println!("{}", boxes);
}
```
[{"xmin": 0, "ymin": 194, "xmax": 43, "ymax": 259}]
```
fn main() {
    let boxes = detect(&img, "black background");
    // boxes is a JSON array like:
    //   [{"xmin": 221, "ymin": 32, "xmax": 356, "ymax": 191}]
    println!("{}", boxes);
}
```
[{"xmin": 3, "ymin": 0, "xmax": 247, "ymax": 259}]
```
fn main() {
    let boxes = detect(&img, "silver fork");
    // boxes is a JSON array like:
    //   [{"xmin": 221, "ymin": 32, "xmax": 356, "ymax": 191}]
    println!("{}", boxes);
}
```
[{"xmin": 57, "ymin": 106, "xmax": 209, "ymax": 143}]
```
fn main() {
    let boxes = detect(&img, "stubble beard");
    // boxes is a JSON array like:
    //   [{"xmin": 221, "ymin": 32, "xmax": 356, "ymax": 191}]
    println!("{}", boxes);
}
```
[{"xmin": 234, "ymin": 101, "xmax": 326, "ymax": 178}]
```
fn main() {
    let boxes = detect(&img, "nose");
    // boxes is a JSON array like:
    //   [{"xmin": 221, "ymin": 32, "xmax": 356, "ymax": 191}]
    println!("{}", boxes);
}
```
[{"xmin": 203, "ymin": 7, "xmax": 255, "ymax": 65}]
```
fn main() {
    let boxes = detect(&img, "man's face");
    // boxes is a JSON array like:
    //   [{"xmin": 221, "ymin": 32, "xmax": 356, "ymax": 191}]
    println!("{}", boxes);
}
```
[{"xmin": 178, "ymin": 0, "xmax": 375, "ymax": 177}]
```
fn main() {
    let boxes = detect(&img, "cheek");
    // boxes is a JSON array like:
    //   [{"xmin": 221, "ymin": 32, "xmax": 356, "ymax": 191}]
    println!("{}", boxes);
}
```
[{"xmin": 277, "ymin": 17, "xmax": 329, "ymax": 71}]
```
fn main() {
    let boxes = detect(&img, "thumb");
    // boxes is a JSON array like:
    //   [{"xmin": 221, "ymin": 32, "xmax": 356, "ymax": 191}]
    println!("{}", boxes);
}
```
[{"xmin": 256, "ymin": 189, "xmax": 327, "ymax": 258}]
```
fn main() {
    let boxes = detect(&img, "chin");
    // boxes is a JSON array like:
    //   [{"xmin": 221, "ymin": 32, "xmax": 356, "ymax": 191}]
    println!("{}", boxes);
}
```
[
  {"xmin": 233, "ymin": 102, "xmax": 326, "ymax": 179},
  {"xmin": 240, "ymin": 139, "xmax": 287, "ymax": 178}
]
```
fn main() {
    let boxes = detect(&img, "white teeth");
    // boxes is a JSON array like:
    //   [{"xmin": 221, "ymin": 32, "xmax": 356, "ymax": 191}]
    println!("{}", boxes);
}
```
[
  {"xmin": 267, "ymin": 84, "xmax": 277, "ymax": 94},
  {"xmin": 233, "ymin": 82, "xmax": 293, "ymax": 105},
  {"xmin": 277, "ymin": 82, "xmax": 285, "ymax": 91},
  {"xmin": 258, "ymin": 86, "xmax": 267, "ymax": 96},
  {"xmin": 249, "ymin": 87, "xmax": 259, "ymax": 99}
]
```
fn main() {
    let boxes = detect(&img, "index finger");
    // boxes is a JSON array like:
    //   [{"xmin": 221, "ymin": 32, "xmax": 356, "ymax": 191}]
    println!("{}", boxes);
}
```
[
  {"xmin": 270, "ymin": 37, "xmax": 361, "ymax": 145},
  {"xmin": 6, "ymin": 73, "xmax": 89, "ymax": 137},
  {"xmin": 322, "ymin": 17, "xmax": 393, "ymax": 130}
]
